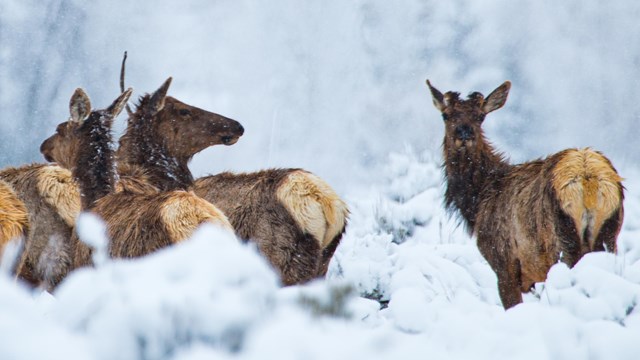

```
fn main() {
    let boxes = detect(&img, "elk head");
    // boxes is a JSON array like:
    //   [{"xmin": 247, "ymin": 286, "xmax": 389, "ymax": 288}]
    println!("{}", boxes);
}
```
[
  {"xmin": 426, "ymin": 80, "xmax": 511, "ymax": 152},
  {"xmin": 127, "ymin": 77, "xmax": 245, "ymax": 163},
  {"xmin": 40, "ymin": 88, "xmax": 133, "ymax": 171}
]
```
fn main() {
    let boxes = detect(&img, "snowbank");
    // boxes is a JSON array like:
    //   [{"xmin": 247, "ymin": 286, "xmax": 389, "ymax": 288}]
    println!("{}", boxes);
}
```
[{"xmin": 2, "ymin": 151, "xmax": 640, "ymax": 360}]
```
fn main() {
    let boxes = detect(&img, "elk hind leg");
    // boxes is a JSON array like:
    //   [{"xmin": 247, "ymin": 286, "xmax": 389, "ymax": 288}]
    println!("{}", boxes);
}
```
[
  {"xmin": 496, "ymin": 259, "xmax": 523, "ymax": 310},
  {"xmin": 594, "ymin": 207, "xmax": 623, "ymax": 253},
  {"xmin": 271, "ymin": 232, "xmax": 321, "ymax": 286},
  {"xmin": 316, "ymin": 225, "xmax": 346, "ymax": 278}
]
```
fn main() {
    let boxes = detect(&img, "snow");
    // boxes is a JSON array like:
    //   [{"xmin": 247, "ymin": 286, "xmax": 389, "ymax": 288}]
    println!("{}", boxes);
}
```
[
  {"xmin": 75, "ymin": 213, "xmax": 109, "ymax": 266},
  {"xmin": 2, "ymin": 1, "xmax": 640, "ymax": 359},
  {"xmin": 50, "ymin": 225, "xmax": 277, "ymax": 360},
  {"xmin": 2, "ymin": 150, "xmax": 640, "ymax": 359}
]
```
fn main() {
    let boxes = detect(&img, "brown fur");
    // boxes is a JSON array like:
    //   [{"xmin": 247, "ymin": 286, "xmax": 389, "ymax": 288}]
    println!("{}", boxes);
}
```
[
  {"xmin": 115, "ymin": 167, "xmax": 161, "ymax": 194},
  {"xmin": 427, "ymin": 80, "xmax": 624, "ymax": 309},
  {"xmin": 194, "ymin": 169, "xmax": 348, "ymax": 285},
  {"xmin": 0, "ymin": 163, "xmax": 80, "ymax": 289},
  {"xmin": 41, "ymin": 86, "xmax": 233, "ymax": 270},
  {"xmin": 0, "ymin": 180, "xmax": 29, "ymax": 272},
  {"xmin": 67, "ymin": 185, "xmax": 231, "ymax": 274},
  {"xmin": 74, "ymin": 189, "xmax": 232, "ymax": 264}
]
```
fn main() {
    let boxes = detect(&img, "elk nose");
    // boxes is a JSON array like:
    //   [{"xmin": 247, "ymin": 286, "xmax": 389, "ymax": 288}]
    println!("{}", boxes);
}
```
[
  {"xmin": 237, "ymin": 123, "xmax": 245, "ymax": 135},
  {"xmin": 455, "ymin": 124, "xmax": 474, "ymax": 141},
  {"xmin": 40, "ymin": 139, "xmax": 53, "ymax": 161}
]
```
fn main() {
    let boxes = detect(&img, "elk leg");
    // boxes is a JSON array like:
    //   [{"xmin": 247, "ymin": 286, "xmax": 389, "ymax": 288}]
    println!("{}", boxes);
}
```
[
  {"xmin": 595, "ymin": 208, "xmax": 623, "ymax": 253},
  {"xmin": 496, "ymin": 258, "xmax": 523, "ymax": 310},
  {"xmin": 257, "ymin": 228, "xmax": 321, "ymax": 286},
  {"xmin": 10, "ymin": 237, "xmax": 28, "ymax": 278},
  {"xmin": 316, "ymin": 227, "xmax": 346, "ymax": 278},
  {"xmin": 477, "ymin": 233, "xmax": 523, "ymax": 309},
  {"xmin": 16, "ymin": 259, "xmax": 40, "ymax": 288},
  {"xmin": 277, "ymin": 232, "xmax": 321, "ymax": 286}
]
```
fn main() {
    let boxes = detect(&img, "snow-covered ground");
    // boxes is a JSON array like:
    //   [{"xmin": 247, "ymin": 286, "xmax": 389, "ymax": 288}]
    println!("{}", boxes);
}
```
[{"xmin": 2, "ymin": 149, "xmax": 640, "ymax": 360}]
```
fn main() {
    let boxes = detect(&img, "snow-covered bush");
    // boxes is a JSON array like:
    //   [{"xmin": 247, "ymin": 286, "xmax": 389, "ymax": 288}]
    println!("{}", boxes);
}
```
[
  {"xmin": 51, "ymin": 224, "xmax": 278, "ymax": 360},
  {"xmin": 331, "ymin": 149, "xmax": 472, "ymax": 304}
]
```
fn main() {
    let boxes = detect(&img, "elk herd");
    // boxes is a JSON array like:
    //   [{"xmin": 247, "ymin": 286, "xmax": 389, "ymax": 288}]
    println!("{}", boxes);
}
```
[{"xmin": 0, "ymin": 54, "xmax": 625, "ymax": 310}]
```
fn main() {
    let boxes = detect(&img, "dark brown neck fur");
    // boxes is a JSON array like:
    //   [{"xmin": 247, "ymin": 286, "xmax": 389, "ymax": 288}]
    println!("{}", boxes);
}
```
[
  {"xmin": 75, "ymin": 112, "xmax": 116, "ymax": 209},
  {"xmin": 117, "ymin": 95, "xmax": 194, "ymax": 191},
  {"xmin": 443, "ymin": 133, "xmax": 511, "ymax": 232}
]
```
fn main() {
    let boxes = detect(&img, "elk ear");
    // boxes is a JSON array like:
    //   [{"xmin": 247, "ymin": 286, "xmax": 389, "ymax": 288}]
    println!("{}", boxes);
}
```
[
  {"xmin": 69, "ymin": 88, "xmax": 91, "ymax": 122},
  {"xmin": 148, "ymin": 77, "xmax": 172, "ymax": 115},
  {"xmin": 482, "ymin": 81, "xmax": 511, "ymax": 114},
  {"xmin": 426, "ymin": 79, "xmax": 446, "ymax": 112},
  {"xmin": 106, "ymin": 88, "xmax": 133, "ymax": 118}
]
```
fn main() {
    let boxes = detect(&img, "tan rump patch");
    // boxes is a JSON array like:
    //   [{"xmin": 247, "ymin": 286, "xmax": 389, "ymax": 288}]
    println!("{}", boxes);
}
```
[
  {"xmin": 0, "ymin": 180, "xmax": 29, "ymax": 248},
  {"xmin": 276, "ymin": 171, "xmax": 349, "ymax": 249},
  {"xmin": 160, "ymin": 191, "xmax": 234, "ymax": 242},
  {"xmin": 36, "ymin": 165, "xmax": 81, "ymax": 227},
  {"xmin": 552, "ymin": 148, "xmax": 623, "ymax": 244}
]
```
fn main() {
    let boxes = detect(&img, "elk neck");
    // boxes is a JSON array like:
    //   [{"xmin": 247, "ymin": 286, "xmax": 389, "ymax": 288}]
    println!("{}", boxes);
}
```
[
  {"xmin": 442, "ymin": 134, "xmax": 511, "ymax": 232},
  {"xmin": 117, "ymin": 113, "xmax": 194, "ymax": 192},
  {"xmin": 75, "ymin": 114, "xmax": 116, "ymax": 209}
]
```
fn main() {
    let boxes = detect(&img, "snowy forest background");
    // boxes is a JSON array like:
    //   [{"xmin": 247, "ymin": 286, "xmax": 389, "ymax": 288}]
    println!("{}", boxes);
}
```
[{"xmin": 2, "ymin": 1, "xmax": 640, "ymax": 359}]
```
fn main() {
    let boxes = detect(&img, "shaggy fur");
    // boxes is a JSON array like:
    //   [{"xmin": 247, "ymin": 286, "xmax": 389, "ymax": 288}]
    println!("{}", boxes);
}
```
[
  {"xmin": 70, "ymin": 177, "xmax": 232, "ymax": 268},
  {"xmin": 75, "ymin": 189, "xmax": 232, "ymax": 264},
  {"xmin": 36, "ymin": 166, "xmax": 81, "ymax": 226},
  {"xmin": 0, "ymin": 163, "xmax": 80, "ymax": 289},
  {"xmin": 0, "ymin": 180, "xmax": 29, "ymax": 271},
  {"xmin": 427, "ymin": 80, "xmax": 624, "ymax": 309}
]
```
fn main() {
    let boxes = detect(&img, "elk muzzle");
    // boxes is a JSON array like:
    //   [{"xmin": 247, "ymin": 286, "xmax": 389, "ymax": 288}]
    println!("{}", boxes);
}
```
[
  {"xmin": 40, "ymin": 137, "xmax": 55, "ymax": 162},
  {"xmin": 455, "ymin": 124, "xmax": 474, "ymax": 141},
  {"xmin": 220, "ymin": 121, "xmax": 244, "ymax": 146},
  {"xmin": 452, "ymin": 124, "xmax": 476, "ymax": 149}
]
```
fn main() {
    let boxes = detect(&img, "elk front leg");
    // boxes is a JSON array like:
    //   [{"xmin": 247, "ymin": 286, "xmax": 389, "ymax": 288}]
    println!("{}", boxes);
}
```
[{"xmin": 477, "ymin": 233, "xmax": 523, "ymax": 309}]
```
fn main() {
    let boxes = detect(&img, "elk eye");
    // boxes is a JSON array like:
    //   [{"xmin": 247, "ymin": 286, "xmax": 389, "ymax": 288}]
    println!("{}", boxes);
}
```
[
  {"xmin": 178, "ymin": 109, "xmax": 191, "ymax": 116},
  {"xmin": 442, "ymin": 114, "xmax": 449, "ymax": 121}
]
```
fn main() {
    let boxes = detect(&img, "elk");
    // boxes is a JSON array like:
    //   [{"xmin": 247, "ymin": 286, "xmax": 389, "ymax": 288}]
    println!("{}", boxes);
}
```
[
  {"xmin": 426, "ymin": 80, "xmax": 624, "ymax": 309},
  {"xmin": 40, "ymin": 87, "xmax": 233, "ymax": 270},
  {"xmin": 117, "ymin": 58, "xmax": 348, "ymax": 285},
  {"xmin": 0, "ymin": 180, "xmax": 29, "ymax": 273},
  {"xmin": 0, "ymin": 165, "xmax": 80, "ymax": 290}
]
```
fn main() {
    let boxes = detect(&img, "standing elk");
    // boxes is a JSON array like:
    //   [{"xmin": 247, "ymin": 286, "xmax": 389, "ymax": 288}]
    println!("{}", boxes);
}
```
[
  {"xmin": 118, "ymin": 57, "xmax": 348, "ymax": 285},
  {"xmin": 426, "ymin": 80, "xmax": 624, "ymax": 309},
  {"xmin": 40, "ymin": 87, "xmax": 233, "ymax": 272}
]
